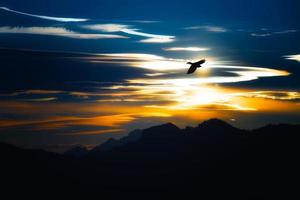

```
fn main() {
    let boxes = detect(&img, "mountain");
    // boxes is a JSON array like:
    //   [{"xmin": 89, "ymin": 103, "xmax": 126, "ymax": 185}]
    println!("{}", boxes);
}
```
[
  {"xmin": 90, "ymin": 123, "xmax": 179, "ymax": 154},
  {"xmin": 90, "ymin": 129, "xmax": 142, "ymax": 153},
  {"xmin": 64, "ymin": 145, "xmax": 88, "ymax": 158},
  {"xmin": 1, "ymin": 119, "xmax": 300, "ymax": 199},
  {"xmin": 197, "ymin": 118, "xmax": 236, "ymax": 131},
  {"xmin": 86, "ymin": 119, "xmax": 244, "ymax": 160}
]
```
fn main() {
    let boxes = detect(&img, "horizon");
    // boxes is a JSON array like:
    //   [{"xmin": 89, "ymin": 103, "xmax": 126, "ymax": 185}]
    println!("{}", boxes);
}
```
[
  {"xmin": 2, "ymin": 117, "xmax": 299, "ymax": 153},
  {"xmin": 3, "ymin": 117, "xmax": 300, "ymax": 153},
  {"xmin": 0, "ymin": 0, "xmax": 300, "ymax": 152}
]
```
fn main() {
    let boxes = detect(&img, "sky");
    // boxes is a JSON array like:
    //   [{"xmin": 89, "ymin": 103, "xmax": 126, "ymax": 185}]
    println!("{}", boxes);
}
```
[{"xmin": 0, "ymin": 0, "xmax": 300, "ymax": 152}]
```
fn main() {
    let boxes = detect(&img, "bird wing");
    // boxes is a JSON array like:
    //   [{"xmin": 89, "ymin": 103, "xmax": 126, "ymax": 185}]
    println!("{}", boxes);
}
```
[
  {"xmin": 195, "ymin": 59, "xmax": 205, "ymax": 65},
  {"xmin": 187, "ymin": 65, "xmax": 198, "ymax": 74}
]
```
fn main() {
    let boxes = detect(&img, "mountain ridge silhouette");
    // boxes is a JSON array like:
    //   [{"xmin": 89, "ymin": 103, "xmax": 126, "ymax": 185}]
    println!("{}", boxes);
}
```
[{"xmin": 1, "ymin": 118, "xmax": 300, "ymax": 199}]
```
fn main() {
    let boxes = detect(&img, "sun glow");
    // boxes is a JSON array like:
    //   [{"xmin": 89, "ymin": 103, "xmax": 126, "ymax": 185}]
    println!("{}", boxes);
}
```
[
  {"xmin": 0, "ymin": 52, "xmax": 296, "ymax": 136},
  {"xmin": 176, "ymin": 87, "xmax": 229, "ymax": 106},
  {"xmin": 87, "ymin": 53, "xmax": 291, "ymax": 111}
]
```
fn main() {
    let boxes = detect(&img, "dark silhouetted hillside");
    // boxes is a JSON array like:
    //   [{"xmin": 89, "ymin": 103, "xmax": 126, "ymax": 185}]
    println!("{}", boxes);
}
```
[
  {"xmin": 91, "ymin": 129, "xmax": 142, "ymax": 153},
  {"xmin": 1, "ymin": 119, "xmax": 300, "ymax": 199},
  {"xmin": 64, "ymin": 145, "xmax": 88, "ymax": 158}
]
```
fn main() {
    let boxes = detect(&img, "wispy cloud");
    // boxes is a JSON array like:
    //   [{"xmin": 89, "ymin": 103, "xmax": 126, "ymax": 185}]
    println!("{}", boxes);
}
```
[
  {"xmin": 0, "ymin": 6, "xmax": 88, "ymax": 22},
  {"xmin": 121, "ymin": 28, "xmax": 174, "ymax": 42},
  {"xmin": 0, "ymin": 89, "xmax": 64, "ymax": 97},
  {"xmin": 163, "ymin": 47, "xmax": 210, "ymax": 52},
  {"xmin": 0, "ymin": 113, "xmax": 135, "ymax": 130},
  {"xmin": 0, "ymin": 26, "xmax": 127, "ymax": 39},
  {"xmin": 236, "ymin": 91, "xmax": 300, "ymax": 101},
  {"xmin": 125, "ymin": 65, "xmax": 289, "ymax": 84},
  {"xmin": 250, "ymin": 33, "xmax": 272, "ymax": 37},
  {"xmin": 0, "ymin": 49, "xmax": 293, "ymax": 123},
  {"xmin": 127, "ymin": 20, "xmax": 159, "ymax": 24},
  {"xmin": 21, "ymin": 90, "xmax": 64, "ymax": 95},
  {"xmin": 88, "ymin": 53, "xmax": 289, "ymax": 80},
  {"xmin": 139, "ymin": 38, "xmax": 174, "ymax": 43},
  {"xmin": 251, "ymin": 29, "xmax": 297, "ymax": 37},
  {"xmin": 84, "ymin": 24, "xmax": 175, "ymax": 43},
  {"xmin": 78, "ymin": 52, "xmax": 291, "ymax": 111},
  {"xmin": 284, "ymin": 54, "xmax": 300, "ymax": 62},
  {"xmin": 88, "ymin": 53, "xmax": 185, "ymax": 71},
  {"xmin": 85, "ymin": 24, "xmax": 129, "ymax": 32},
  {"xmin": 184, "ymin": 25, "xmax": 227, "ymax": 33},
  {"xmin": 69, "ymin": 128, "xmax": 123, "ymax": 135},
  {"xmin": 25, "ymin": 97, "xmax": 58, "ymax": 102},
  {"xmin": 273, "ymin": 29, "xmax": 297, "ymax": 34},
  {"xmin": 110, "ymin": 20, "xmax": 160, "ymax": 24}
]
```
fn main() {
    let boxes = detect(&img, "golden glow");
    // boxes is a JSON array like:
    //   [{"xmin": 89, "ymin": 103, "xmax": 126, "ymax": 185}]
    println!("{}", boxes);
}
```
[
  {"xmin": 0, "ymin": 89, "xmax": 299, "ymax": 134},
  {"xmin": 69, "ymin": 129, "xmax": 123, "ymax": 135},
  {"xmin": 87, "ymin": 54, "xmax": 288, "ymax": 112},
  {"xmin": 0, "ymin": 112, "xmax": 136, "ymax": 132},
  {"xmin": 236, "ymin": 91, "xmax": 300, "ymax": 100},
  {"xmin": 0, "ymin": 53, "xmax": 297, "ymax": 135}
]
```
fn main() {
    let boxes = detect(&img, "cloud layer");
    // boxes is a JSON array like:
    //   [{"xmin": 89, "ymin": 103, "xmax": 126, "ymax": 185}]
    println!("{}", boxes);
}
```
[
  {"xmin": 0, "ymin": 26, "xmax": 127, "ymax": 39},
  {"xmin": 185, "ymin": 25, "xmax": 227, "ymax": 32},
  {"xmin": 250, "ymin": 29, "xmax": 297, "ymax": 37},
  {"xmin": 84, "ymin": 24, "xmax": 175, "ymax": 43},
  {"xmin": 284, "ymin": 54, "xmax": 300, "ymax": 62},
  {"xmin": 163, "ymin": 47, "xmax": 210, "ymax": 52},
  {"xmin": 0, "ymin": 7, "xmax": 88, "ymax": 22}
]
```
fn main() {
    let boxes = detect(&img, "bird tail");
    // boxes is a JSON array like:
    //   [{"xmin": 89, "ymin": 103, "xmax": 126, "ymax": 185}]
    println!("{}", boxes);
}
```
[{"xmin": 187, "ymin": 62, "xmax": 192, "ymax": 64}]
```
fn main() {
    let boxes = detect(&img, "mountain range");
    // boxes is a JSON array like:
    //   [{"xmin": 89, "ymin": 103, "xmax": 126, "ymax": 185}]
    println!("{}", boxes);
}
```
[{"xmin": 1, "ymin": 118, "xmax": 300, "ymax": 199}]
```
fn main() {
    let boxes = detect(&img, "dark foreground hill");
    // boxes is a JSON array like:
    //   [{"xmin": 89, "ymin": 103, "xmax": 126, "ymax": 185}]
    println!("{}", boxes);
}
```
[{"xmin": 1, "ymin": 119, "xmax": 300, "ymax": 199}]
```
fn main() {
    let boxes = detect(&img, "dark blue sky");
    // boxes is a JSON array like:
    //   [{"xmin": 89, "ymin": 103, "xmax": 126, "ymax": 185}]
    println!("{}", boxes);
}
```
[
  {"xmin": 1, "ymin": 0, "xmax": 300, "ymax": 27},
  {"xmin": 0, "ymin": 0, "xmax": 299, "ymax": 152}
]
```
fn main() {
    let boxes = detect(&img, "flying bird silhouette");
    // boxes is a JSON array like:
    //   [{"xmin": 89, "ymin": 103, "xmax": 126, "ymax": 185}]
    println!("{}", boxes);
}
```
[{"xmin": 186, "ymin": 59, "xmax": 206, "ymax": 74}]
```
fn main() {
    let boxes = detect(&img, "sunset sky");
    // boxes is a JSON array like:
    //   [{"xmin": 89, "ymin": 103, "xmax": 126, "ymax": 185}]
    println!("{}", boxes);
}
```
[{"xmin": 0, "ymin": 0, "xmax": 300, "ymax": 152}]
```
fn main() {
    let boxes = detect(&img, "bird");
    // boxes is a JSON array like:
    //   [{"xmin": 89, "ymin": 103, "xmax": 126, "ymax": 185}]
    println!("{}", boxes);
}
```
[{"xmin": 186, "ymin": 59, "xmax": 206, "ymax": 74}]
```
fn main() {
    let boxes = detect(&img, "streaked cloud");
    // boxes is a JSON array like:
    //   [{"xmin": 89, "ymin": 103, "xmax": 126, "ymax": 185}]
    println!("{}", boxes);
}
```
[
  {"xmin": 95, "ymin": 53, "xmax": 291, "ymax": 111},
  {"xmin": 0, "ymin": 6, "xmax": 88, "ymax": 22},
  {"xmin": 84, "ymin": 53, "xmax": 290, "ymax": 110},
  {"xmin": 273, "ymin": 29, "xmax": 297, "ymax": 34},
  {"xmin": 236, "ymin": 91, "xmax": 300, "ymax": 101},
  {"xmin": 250, "ymin": 33, "xmax": 272, "ymax": 37},
  {"xmin": 89, "ymin": 53, "xmax": 185, "ymax": 71},
  {"xmin": 121, "ymin": 28, "xmax": 175, "ymax": 43},
  {"xmin": 24, "ymin": 97, "xmax": 58, "ymax": 102},
  {"xmin": 0, "ymin": 113, "xmax": 135, "ymax": 130},
  {"xmin": 126, "ymin": 65, "xmax": 289, "ymax": 84},
  {"xmin": 85, "ymin": 24, "xmax": 129, "ymax": 32},
  {"xmin": 99, "ymin": 53, "xmax": 165, "ymax": 61},
  {"xmin": 69, "ymin": 129, "xmax": 123, "ymax": 135},
  {"xmin": 88, "ymin": 54, "xmax": 290, "ymax": 80},
  {"xmin": 251, "ymin": 29, "xmax": 297, "ymax": 37},
  {"xmin": 139, "ymin": 37, "xmax": 174, "ymax": 43},
  {"xmin": 0, "ymin": 89, "xmax": 64, "ymax": 98},
  {"xmin": 185, "ymin": 25, "xmax": 227, "ymax": 32},
  {"xmin": 0, "ymin": 100, "xmax": 171, "ymax": 133},
  {"xmin": 163, "ymin": 47, "xmax": 210, "ymax": 52},
  {"xmin": 21, "ymin": 89, "xmax": 64, "ymax": 95},
  {"xmin": 84, "ymin": 24, "xmax": 175, "ymax": 43},
  {"xmin": 127, "ymin": 20, "xmax": 159, "ymax": 24},
  {"xmin": 0, "ymin": 26, "xmax": 127, "ymax": 39},
  {"xmin": 0, "ymin": 50, "xmax": 290, "ymax": 113},
  {"xmin": 284, "ymin": 54, "xmax": 300, "ymax": 62},
  {"xmin": 145, "ymin": 73, "xmax": 167, "ymax": 77}
]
